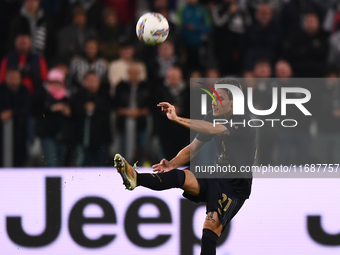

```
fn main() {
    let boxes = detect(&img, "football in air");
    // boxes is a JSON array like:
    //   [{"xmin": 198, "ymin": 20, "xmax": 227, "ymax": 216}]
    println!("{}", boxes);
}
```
[{"xmin": 136, "ymin": 12, "xmax": 169, "ymax": 46}]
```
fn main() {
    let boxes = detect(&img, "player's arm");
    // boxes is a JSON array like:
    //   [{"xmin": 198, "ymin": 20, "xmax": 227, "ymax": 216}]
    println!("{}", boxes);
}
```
[
  {"xmin": 157, "ymin": 102, "xmax": 229, "ymax": 136},
  {"xmin": 152, "ymin": 138, "xmax": 205, "ymax": 173}
]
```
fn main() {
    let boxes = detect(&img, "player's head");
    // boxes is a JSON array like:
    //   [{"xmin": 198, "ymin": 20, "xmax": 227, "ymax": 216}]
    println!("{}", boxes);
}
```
[{"xmin": 212, "ymin": 79, "xmax": 242, "ymax": 117}]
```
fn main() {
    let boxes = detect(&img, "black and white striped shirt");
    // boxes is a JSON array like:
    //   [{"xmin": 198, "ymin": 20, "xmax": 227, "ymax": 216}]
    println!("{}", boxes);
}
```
[{"xmin": 69, "ymin": 56, "xmax": 108, "ymax": 87}]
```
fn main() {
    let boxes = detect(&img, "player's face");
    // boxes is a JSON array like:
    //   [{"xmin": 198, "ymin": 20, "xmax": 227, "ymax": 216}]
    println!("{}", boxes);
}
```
[{"xmin": 212, "ymin": 89, "xmax": 233, "ymax": 117}]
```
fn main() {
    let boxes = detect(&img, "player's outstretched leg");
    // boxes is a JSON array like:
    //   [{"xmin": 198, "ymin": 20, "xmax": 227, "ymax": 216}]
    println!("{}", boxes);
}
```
[
  {"xmin": 201, "ymin": 211, "xmax": 223, "ymax": 255},
  {"xmin": 114, "ymin": 153, "xmax": 138, "ymax": 190},
  {"xmin": 114, "ymin": 153, "xmax": 185, "ymax": 191}
]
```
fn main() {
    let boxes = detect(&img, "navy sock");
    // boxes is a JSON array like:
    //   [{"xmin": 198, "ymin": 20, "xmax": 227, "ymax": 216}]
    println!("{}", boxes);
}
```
[
  {"xmin": 137, "ymin": 170, "xmax": 185, "ymax": 190},
  {"xmin": 200, "ymin": 229, "xmax": 219, "ymax": 255}
]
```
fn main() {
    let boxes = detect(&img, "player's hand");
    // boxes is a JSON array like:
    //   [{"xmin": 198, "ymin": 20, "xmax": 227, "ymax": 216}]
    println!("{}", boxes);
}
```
[
  {"xmin": 157, "ymin": 102, "xmax": 178, "ymax": 121},
  {"xmin": 152, "ymin": 158, "xmax": 174, "ymax": 173}
]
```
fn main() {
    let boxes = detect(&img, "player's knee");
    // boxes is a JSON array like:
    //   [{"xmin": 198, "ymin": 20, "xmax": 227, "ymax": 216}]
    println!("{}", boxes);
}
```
[
  {"xmin": 182, "ymin": 170, "xmax": 200, "ymax": 196},
  {"xmin": 203, "ymin": 211, "xmax": 223, "ymax": 236}
]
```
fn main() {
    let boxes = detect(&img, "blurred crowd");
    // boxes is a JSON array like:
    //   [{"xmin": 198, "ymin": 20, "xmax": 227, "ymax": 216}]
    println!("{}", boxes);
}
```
[{"xmin": 0, "ymin": 0, "xmax": 340, "ymax": 167}]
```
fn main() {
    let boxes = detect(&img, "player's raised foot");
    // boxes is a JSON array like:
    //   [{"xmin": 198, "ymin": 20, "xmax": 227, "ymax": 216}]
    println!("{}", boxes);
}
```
[{"xmin": 113, "ymin": 153, "xmax": 138, "ymax": 190}]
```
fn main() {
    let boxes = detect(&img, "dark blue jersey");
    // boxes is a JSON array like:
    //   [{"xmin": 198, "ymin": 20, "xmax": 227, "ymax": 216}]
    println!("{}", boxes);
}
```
[{"xmin": 195, "ymin": 111, "xmax": 257, "ymax": 199}]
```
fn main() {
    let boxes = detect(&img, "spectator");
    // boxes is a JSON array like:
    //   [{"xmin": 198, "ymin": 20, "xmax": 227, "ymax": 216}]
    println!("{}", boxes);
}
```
[
  {"xmin": 52, "ymin": 56, "xmax": 72, "ymax": 91},
  {"xmin": 206, "ymin": 68, "xmax": 220, "ymax": 78},
  {"xmin": 281, "ymin": 0, "xmax": 326, "ymax": 40},
  {"xmin": 275, "ymin": 59, "xmax": 293, "ymax": 79},
  {"xmin": 151, "ymin": 0, "xmax": 179, "ymax": 44},
  {"xmin": 0, "ymin": 0, "xmax": 21, "ymax": 60},
  {"xmin": 40, "ymin": 0, "xmax": 69, "ymax": 17},
  {"xmin": 190, "ymin": 70, "xmax": 202, "ymax": 79},
  {"xmin": 275, "ymin": 60, "xmax": 314, "ymax": 165},
  {"xmin": 8, "ymin": 0, "xmax": 57, "ymax": 64},
  {"xmin": 115, "ymin": 63, "xmax": 151, "ymax": 163},
  {"xmin": 315, "ymin": 68, "xmax": 340, "ymax": 164},
  {"xmin": 57, "ymin": 6, "xmax": 97, "ymax": 63},
  {"xmin": 99, "ymin": 8, "xmax": 123, "ymax": 61},
  {"xmin": 275, "ymin": 60, "xmax": 310, "ymax": 166},
  {"xmin": 287, "ymin": 13, "xmax": 329, "ymax": 77},
  {"xmin": 253, "ymin": 59, "xmax": 272, "ymax": 79},
  {"xmin": 64, "ymin": 0, "xmax": 104, "ymax": 31},
  {"xmin": 242, "ymin": 3, "xmax": 282, "ymax": 70},
  {"xmin": 72, "ymin": 71, "xmax": 111, "ymax": 166},
  {"xmin": 0, "ymin": 34, "xmax": 48, "ymax": 96},
  {"xmin": 178, "ymin": 0, "xmax": 211, "ymax": 70},
  {"xmin": 108, "ymin": 41, "xmax": 147, "ymax": 95},
  {"xmin": 211, "ymin": 0, "xmax": 251, "ymax": 76},
  {"xmin": 328, "ymin": 13, "xmax": 340, "ymax": 69},
  {"xmin": 322, "ymin": 1, "xmax": 340, "ymax": 33},
  {"xmin": 0, "ymin": 69, "xmax": 31, "ymax": 167},
  {"xmin": 251, "ymin": 59, "xmax": 274, "ymax": 111},
  {"xmin": 156, "ymin": 66, "xmax": 190, "ymax": 159},
  {"xmin": 69, "ymin": 38, "xmax": 108, "ymax": 90},
  {"xmin": 188, "ymin": 70, "xmax": 203, "ymax": 121},
  {"xmin": 139, "ymin": 0, "xmax": 180, "ymax": 66},
  {"xmin": 101, "ymin": 0, "xmax": 137, "ymax": 30},
  {"xmin": 34, "ymin": 68, "xmax": 73, "ymax": 167},
  {"xmin": 242, "ymin": 0, "xmax": 282, "ymax": 22},
  {"xmin": 251, "ymin": 59, "xmax": 276, "ymax": 165},
  {"xmin": 53, "ymin": 57, "xmax": 70, "ymax": 76},
  {"xmin": 147, "ymin": 40, "xmax": 180, "ymax": 84},
  {"xmin": 243, "ymin": 70, "xmax": 257, "ymax": 88}
]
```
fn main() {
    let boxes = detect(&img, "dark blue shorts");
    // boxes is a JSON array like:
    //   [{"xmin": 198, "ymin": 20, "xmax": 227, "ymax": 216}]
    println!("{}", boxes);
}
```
[{"xmin": 183, "ymin": 178, "xmax": 245, "ymax": 227}]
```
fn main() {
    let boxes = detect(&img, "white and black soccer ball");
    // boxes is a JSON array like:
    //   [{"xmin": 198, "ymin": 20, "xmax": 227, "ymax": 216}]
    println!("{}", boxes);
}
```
[{"xmin": 136, "ymin": 12, "xmax": 169, "ymax": 46}]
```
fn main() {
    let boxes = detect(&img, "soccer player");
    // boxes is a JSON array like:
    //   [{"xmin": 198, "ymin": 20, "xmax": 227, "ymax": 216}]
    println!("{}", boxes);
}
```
[{"xmin": 114, "ymin": 78, "xmax": 257, "ymax": 255}]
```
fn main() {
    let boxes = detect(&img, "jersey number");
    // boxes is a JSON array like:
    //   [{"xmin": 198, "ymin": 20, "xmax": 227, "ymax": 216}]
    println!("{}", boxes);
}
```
[{"xmin": 218, "ymin": 193, "xmax": 232, "ymax": 215}]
